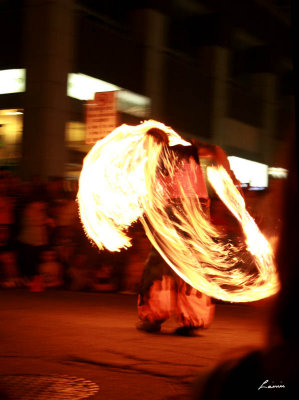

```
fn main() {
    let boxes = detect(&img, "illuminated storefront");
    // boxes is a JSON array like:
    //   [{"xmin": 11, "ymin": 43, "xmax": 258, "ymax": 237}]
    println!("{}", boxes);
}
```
[
  {"xmin": 0, "ymin": 67, "xmax": 289, "ymax": 184},
  {"xmin": 0, "ymin": 69, "xmax": 150, "ymax": 174}
]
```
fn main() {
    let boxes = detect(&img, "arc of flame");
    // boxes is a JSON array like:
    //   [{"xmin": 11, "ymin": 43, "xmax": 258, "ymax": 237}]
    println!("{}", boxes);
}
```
[{"xmin": 78, "ymin": 120, "xmax": 279, "ymax": 302}]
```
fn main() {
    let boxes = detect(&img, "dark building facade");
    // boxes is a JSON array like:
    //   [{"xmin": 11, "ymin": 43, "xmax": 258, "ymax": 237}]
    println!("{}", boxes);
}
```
[{"xmin": 0, "ymin": 0, "xmax": 294, "ymax": 179}]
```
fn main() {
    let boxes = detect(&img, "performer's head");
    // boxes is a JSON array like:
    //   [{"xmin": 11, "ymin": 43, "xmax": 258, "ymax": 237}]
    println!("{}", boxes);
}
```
[{"xmin": 146, "ymin": 127, "xmax": 169, "ymax": 145}]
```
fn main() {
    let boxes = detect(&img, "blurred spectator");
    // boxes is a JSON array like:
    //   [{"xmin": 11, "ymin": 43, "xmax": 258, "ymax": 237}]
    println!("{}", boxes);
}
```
[
  {"xmin": 12, "ymin": 180, "xmax": 45, "ymax": 243},
  {"xmin": 0, "ymin": 225, "xmax": 10, "ymax": 249},
  {"xmin": 46, "ymin": 177, "xmax": 65, "ymax": 202},
  {"xmin": 0, "ymin": 174, "xmax": 15, "ymax": 246},
  {"xmin": 17, "ymin": 197, "xmax": 54, "ymax": 278},
  {"xmin": 53, "ymin": 225, "xmax": 76, "ymax": 283},
  {"xmin": 50, "ymin": 190, "xmax": 78, "ymax": 244},
  {"xmin": 49, "ymin": 189, "xmax": 78, "ymax": 284},
  {"xmin": 0, "ymin": 171, "xmax": 108, "ymax": 292},
  {"xmin": 38, "ymin": 246, "xmax": 64, "ymax": 288},
  {"xmin": 92, "ymin": 263, "xmax": 116, "ymax": 292},
  {"xmin": 45, "ymin": 177, "xmax": 67, "ymax": 244},
  {"xmin": 67, "ymin": 252, "xmax": 94, "ymax": 291},
  {"xmin": 0, "ymin": 250, "xmax": 21, "ymax": 288}
]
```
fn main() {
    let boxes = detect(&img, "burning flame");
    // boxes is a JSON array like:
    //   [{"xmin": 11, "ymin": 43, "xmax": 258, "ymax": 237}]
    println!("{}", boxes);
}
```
[{"xmin": 78, "ymin": 120, "xmax": 279, "ymax": 302}]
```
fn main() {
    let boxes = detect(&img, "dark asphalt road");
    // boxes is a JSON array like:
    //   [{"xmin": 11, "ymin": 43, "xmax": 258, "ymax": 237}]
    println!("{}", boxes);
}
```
[{"xmin": 0, "ymin": 290, "xmax": 273, "ymax": 399}]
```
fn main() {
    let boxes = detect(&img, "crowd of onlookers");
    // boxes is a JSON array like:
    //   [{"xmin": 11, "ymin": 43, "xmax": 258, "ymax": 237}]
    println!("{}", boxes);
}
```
[
  {"xmin": 0, "ymin": 168, "xmax": 282, "ymax": 294},
  {"xmin": 0, "ymin": 169, "xmax": 150, "ymax": 293}
]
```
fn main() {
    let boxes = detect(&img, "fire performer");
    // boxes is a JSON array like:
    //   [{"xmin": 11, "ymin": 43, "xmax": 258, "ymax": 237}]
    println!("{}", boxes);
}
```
[
  {"xmin": 136, "ymin": 129, "xmax": 215, "ymax": 336},
  {"xmin": 78, "ymin": 119, "xmax": 278, "ymax": 305}
]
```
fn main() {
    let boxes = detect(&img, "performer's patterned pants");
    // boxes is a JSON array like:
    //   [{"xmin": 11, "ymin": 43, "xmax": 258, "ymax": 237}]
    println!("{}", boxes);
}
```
[{"xmin": 137, "ymin": 247, "xmax": 215, "ymax": 328}]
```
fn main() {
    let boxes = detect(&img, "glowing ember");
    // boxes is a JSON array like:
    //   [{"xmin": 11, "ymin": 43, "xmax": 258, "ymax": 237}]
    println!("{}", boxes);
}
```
[{"xmin": 78, "ymin": 120, "xmax": 279, "ymax": 302}]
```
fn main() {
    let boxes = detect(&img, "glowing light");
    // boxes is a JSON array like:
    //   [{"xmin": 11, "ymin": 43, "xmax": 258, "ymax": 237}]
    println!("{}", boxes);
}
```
[
  {"xmin": 228, "ymin": 156, "xmax": 268, "ymax": 188},
  {"xmin": 0, "ymin": 108, "xmax": 23, "ymax": 145},
  {"xmin": 268, "ymin": 167, "xmax": 288, "ymax": 179},
  {"xmin": 4, "ymin": 110, "xmax": 23, "ymax": 115},
  {"xmin": 78, "ymin": 120, "xmax": 279, "ymax": 302},
  {"xmin": 0, "ymin": 69, "xmax": 26, "ymax": 95},
  {"xmin": 67, "ymin": 73, "xmax": 150, "ymax": 117},
  {"xmin": 68, "ymin": 73, "xmax": 118, "ymax": 101}
]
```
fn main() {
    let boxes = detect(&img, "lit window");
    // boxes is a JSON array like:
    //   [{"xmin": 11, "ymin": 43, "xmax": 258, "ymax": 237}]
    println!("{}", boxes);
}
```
[{"xmin": 0, "ymin": 69, "xmax": 26, "ymax": 94}]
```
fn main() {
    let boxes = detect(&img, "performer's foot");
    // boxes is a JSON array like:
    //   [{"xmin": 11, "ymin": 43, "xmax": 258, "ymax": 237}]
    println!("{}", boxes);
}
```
[
  {"xmin": 136, "ymin": 320, "xmax": 161, "ymax": 333},
  {"xmin": 174, "ymin": 326, "xmax": 201, "ymax": 337}
]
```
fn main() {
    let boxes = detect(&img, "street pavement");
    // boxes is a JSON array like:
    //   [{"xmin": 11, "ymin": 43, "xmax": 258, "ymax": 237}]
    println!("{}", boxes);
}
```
[{"xmin": 0, "ymin": 289, "xmax": 273, "ymax": 399}]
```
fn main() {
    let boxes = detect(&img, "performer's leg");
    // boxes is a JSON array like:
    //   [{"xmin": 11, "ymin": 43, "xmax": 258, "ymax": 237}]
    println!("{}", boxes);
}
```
[
  {"xmin": 137, "ymin": 247, "xmax": 175, "ymax": 332},
  {"xmin": 174, "ymin": 280, "xmax": 215, "ymax": 336},
  {"xmin": 137, "ymin": 275, "xmax": 175, "ymax": 331}
]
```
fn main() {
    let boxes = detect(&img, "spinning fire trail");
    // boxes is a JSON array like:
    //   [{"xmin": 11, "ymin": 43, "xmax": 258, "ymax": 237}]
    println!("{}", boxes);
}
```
[{"xmin": 77, "ymin": 120, "xmax": 279, "ymax": 302}]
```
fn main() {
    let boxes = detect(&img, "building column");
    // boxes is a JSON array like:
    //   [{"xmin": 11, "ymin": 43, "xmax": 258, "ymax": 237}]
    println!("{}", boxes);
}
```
[
  {"xmin": 198, "ymin": 46, "xmax": 231, "ymax": 147},
  {"xmin": 21, "ymin": 0, "xmax": 74, "ymax": 179},
  {"xmin": 252, "ymin": 73, "xmax": 278, "ymax": 164},
  {"xmin": 129, "ymin": 9, "xmax": 167, "ymax": 120}
]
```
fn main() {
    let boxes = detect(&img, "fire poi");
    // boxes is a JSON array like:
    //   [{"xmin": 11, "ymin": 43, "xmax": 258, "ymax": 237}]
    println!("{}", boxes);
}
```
[{"xmin": 77, "ymin": 120, "xmax": 279, "ymax": 302}]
